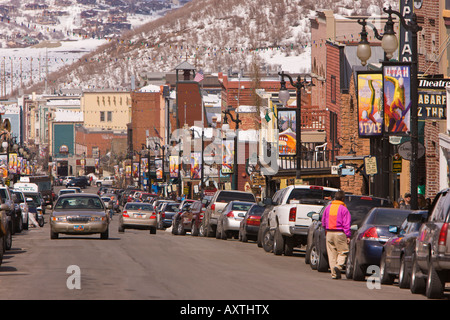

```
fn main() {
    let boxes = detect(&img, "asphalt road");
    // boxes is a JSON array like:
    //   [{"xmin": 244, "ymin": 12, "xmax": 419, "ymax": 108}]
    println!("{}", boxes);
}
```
[{"xmin": 0, "ymin": 186, "xmax": 433, "ymax": 303}]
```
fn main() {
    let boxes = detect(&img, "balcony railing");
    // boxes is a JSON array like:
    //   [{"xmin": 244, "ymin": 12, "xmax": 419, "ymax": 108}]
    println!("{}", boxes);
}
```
[{"xmin": 278, "ymin": 142, "xmax": 338, "ymax": 172}]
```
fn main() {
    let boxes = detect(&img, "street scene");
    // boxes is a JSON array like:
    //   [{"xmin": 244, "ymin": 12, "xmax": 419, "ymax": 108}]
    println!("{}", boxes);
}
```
[
  {"xmin": 0, "ymin": 0, "xmax": 449, "ymax": 305},
  {"xmin": 0, "ymin": 184, "xmax": 431, "ymax": 302}
]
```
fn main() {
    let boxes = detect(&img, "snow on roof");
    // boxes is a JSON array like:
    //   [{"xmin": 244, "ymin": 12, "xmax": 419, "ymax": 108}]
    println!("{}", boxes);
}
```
[
  {"xmin": 54, "ymin": 109, "xmax": 83, "ymax": 122},
  {"xmin": 138, "ymin": 84, "xmax": 161, "ymax": 93}
]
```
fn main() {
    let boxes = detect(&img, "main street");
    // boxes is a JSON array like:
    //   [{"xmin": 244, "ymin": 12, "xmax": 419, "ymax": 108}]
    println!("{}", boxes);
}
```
[{"xmin": 0, "ymin": 186, "xmax": 429, "ymax": 302}]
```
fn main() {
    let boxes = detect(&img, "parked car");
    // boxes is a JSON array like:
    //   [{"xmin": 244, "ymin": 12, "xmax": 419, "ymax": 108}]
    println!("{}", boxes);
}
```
[
  {"xmin": 216, "ymin": 201, "xmax": 255, "ymax": 240},
  {"xmin": 0, "ymin": 201, "xmax": 10, "ymax": 266},
  {"xmin": 410, "ymin": 188, "xmax": 450, "ymax": 299},
  {"xmin": 50, "ymin": 193, "xmax": 110, "ymax": 239},
  {"xmin": 172, "ymin": 200, "xmax": 205, "ymax": 236},
  {"xmin": 0, "ymin": 185, "xmax": 20, "ymax": 238},
  {"xmin": 346, "ymin": 207, "xmax": 412, "ymax": 281},
  {"xmin": 118, "ymin": 202, "xmax": 157, "ymax": 234},
  {"xmin": 239, "ymin": 204, "xmax": 265, "ymax": 242},
  {"xmin": 306, "ymin": 195, "xmax": 393, "ymax": 272},
  {"xmin": 171, "ymin": 200, "xmax": 195, "ymax": 235},
  {"xmin": 11, "ymin": 189, "xmax": 29, "ymax": 231},
  {"xmin": 157, "ymin": 201, "xmax": 180, "ymax": 229},
  {"xmin": 203, "ymin": 190, "xmax": 256, "ymax": 237},
  {"xmin": 379, "ymin": 210, "xmax": 428, "ymax": 288}
]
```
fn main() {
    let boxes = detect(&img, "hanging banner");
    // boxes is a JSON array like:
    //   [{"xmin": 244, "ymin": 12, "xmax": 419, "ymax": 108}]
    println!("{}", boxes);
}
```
[
  {"xmin": 155, "ymin": 159, "xmax": 163, "ymax": 180},
  {"xmin": 383, "ymin": 62, "xmax": 411, "ymax": 134},
  {"xmin": 357, "ymin": 72, "xmax": 383, "ymax": 137},
  {"xmin": 399, "ymin": 0, "xmax": 414, "ymax": 62},
  {"xmin": 169, "ymin": 156, "xmax": 179, "ymax": 178},
  {"xmin": 222, "ymin": 140, "xmax": 234, "ymax": 174},
  {"xmin": 190, "ymin": 152, "xmax": 202, "ymax": 180},
  {"xmin": 277, "ymin": 109, "xmax": 297, "ymax": 155}
]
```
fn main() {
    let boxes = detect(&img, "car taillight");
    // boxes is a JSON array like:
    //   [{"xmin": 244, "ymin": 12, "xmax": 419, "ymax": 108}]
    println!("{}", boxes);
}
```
[
  {"xmin": 122, "ymin": 211, "xmax": 129, "ymax": 218},
  {"xmin": 289, "ymin": 207, "xmax": 296, "ymax": 222},
  {"xmin": 150, "ymin": 212, "xmax": 156, "ymax": 219},
  {"xmin": 161, "ymin": 212, "xmax": 165, "ymax": 218},
  {"xmin": 211, "ymin": 204, "xmax": 215, "ymax": 211},
  {"xmin": 226, "ymin": 211, "xmax": 234, "ymax": 218},
  {"xmin": 439, "ymin": 223, "xmax": 449, "ymax": 246},
  {"xmin": 247, "ymin": 215, "xmax": 260, "ymax": 226},
  {"xmin": 362, "ymin": 227, "xmax": 379, "ymax": 240}
]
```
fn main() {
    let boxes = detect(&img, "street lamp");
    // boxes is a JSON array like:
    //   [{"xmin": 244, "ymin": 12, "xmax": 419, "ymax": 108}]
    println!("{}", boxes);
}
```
[
  {"xmin": 222, "ymin": 107, "xmax": 241, "ymax": 190},
  {"xmin": 278, "ymin": 71, "xmax": 312, "ymax": 180},
  {"xmin": 356, "ymin": 6, "xmax": 422, "ymax": 209}
]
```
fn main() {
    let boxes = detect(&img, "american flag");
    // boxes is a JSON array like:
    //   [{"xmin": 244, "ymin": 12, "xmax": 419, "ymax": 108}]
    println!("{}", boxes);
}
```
[{"xmin": 194, "ymin": 70, "xmax": 204, "ymax": 82}]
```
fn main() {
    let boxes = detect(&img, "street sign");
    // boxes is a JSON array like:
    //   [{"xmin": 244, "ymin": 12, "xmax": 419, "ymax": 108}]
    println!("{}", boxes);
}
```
[
  {"xmin": 392, "ymin": 153, "xmax": 402, "ymax": 173},
  {"xmin": 398, "ymin": 141, "xmax": 425, "ymax": 161},
  {"xmin": 364, "ymin": 156, "xmax": 378, "ymax": 176}
]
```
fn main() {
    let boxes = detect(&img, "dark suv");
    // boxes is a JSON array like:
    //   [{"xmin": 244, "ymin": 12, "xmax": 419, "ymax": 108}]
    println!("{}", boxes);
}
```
[
  {"xmin": 305, "ymin": 194, "xmax": 392, "ymax": 272},
  {"xmin": 67, "ymin": 176, "xmax": 89, "ymax": 189},
  {"xmin": 410, "ymin": 188, "xmax": 450, "ymax": 299}
]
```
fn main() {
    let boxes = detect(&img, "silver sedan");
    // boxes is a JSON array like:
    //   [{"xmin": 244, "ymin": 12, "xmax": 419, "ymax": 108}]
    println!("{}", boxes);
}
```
[{"xmin": 50, "ymin": 194, "xmax": 110, "ymax": 239}]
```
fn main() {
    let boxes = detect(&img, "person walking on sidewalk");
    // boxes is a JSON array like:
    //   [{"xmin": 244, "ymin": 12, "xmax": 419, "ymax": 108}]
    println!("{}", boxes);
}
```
[{"xmin": 321, "ymin": 190, "xmax": 352, "ymax": 279}]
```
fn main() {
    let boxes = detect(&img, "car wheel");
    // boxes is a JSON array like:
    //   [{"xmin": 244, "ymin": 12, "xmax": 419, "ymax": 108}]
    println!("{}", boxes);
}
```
[
  {"xmin": 284, "ymin": 237, "xmax": 295, "ymax": 256},
  {"xmin": 426, "ymin": 260, "xmax": 445, "ymax": 299},
  {"xmin": 345, "ymin": 250, "xmax": 354, "ymax": 279},
  {"xmin": 316, "ymin": 244, "xmax": 329, "ymax": 273},
  {"xmin": 352, "ymin": 256, "xmax": 366, "ymax": 281},
  {"xmin": 50, "ymin": 230, "xmax": 59, "ymax": 239},
  {"xmin": 273, "ymin": 227, "xmax": 284, "ymax": 255},
  {"xmin": 262, "ymin": 227, "xmax": 273, "ymax": 253},
  {"xmin": 149, "ymin": 227, "xmax": 157, "ymax": 235},
  {"xmin": 191, "ymin": 222, "xmax": 199, "ymax": 236},
  {"xmin": 379, "ymin": 251, "xmax": 395, "ymax": 285},
  {"xmin": 0, "ymin": 234, "xmax": 3, "ymax": 265},
  {"xmin": 240, "ymin": 229, "xmax": 248, "ymax": 243},
  {"xmin": 177, "ymin": 219, "xmax": 186, "ymax": 235},
  {"xmin": 199, "ymin": 221, "xmax": 206, "ymax": 237},
  {"xmin": 16, "ymin": 215, "xmax": 23, "ymax": 233},
  {"xmin": 100, "ymin": 227, "xmax": 109, "ymax": 240},
  {"xmin": 309, "ymin": 243, "xmax": 319, "ymax": 270},
  {"xmin": 398, "ymin": 255, "xmax": 410, "ymax": 289},
  {"xmin": 410, "ymin": 254, "xmax": 426, "ymax": 294},
  {"xmin": 5, "ymin": 225, "xmax": 12, "ymax": 250}
]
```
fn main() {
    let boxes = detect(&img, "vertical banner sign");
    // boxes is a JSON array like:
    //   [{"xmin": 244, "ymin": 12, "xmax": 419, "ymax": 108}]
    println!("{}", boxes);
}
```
[
  {"xmin": 277, "ymin": 109, "xmax": 297, "ymax": 155},
  {"xmin": 357, "ymin": 72, "xmax": 383, "ymax": 137},
  {"xmin": 383, "ymin": 63, "xmax": 411, "ymax": 134},
  {"xmin": 169, "ymin": 156, "xmax": 179, "ymax": 178},
  {"xmin": 190, "ymin": 152, "xmax": 201, "ymax": 180},
  {"xmin": 155, "ymin": 159, "xmax": 163, "ymax": 180},
  {"xmin": 399, "ymin": 0, "xmax": 414, "ymax": 62},
  {"xmin": 222, "ymin": 140, "xmax": 234, "ymax": 174}
]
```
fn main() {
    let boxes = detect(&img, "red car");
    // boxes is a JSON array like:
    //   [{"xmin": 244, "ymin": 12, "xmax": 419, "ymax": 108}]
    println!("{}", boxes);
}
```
[{"xmin": 172, "ymin": 200, "xmax": 204, "ymax": 236}]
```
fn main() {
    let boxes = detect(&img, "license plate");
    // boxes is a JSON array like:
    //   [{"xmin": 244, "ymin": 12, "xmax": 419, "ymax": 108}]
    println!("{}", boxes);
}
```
[
  {"xmin": 74, "ymin": 225, "xmax": 84, "ymax": 231},
  {"xmin": 135, "ymin": 214, "xmax": 145, "ymax": 218}
]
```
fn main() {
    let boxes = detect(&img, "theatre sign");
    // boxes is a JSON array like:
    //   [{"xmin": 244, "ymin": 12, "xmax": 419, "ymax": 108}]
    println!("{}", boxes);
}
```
[{"xmin": 418, "ymin": 78, "xmax": 449, "ymax": 120}]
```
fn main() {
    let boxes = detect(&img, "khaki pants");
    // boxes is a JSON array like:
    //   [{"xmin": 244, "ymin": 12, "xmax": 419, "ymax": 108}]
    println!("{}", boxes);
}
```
[{"xmin": 326, "ymin": 231, "xmax": 349, "ymax": 278}]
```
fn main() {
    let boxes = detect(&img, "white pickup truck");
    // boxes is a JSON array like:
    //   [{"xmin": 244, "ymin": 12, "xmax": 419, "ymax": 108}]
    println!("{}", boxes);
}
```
[
  {"xmin": 264, "ymin": 185, "xmax": 339, "ymax": 256},
  {"xmin": 96, "ymin": 176, "xmax": 115, "ymax": 187}
]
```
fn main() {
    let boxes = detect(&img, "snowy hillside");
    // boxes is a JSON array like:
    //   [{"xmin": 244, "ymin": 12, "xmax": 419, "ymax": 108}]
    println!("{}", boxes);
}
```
[{"xmin": 0, "ymin": 0, "xmax": 397, "ymax": 96}]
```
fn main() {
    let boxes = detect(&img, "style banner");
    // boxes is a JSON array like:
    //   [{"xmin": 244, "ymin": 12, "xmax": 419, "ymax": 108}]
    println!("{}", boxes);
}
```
[
  {"xmin": 383, "ymin": 62, "xmax": 411, "ymax": 135},
  {"xmin": 357, "ymin": 72, "xmax": 383, "ymax": 137},
  {"xmin": 277, "ymin": 109, "xmax": 297, "ymax": 155}
]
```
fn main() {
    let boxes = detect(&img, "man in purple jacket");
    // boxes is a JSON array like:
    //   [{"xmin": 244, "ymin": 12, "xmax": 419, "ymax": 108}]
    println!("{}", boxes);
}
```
[{"xmin": 321, "ymin": 190, "xmax": 351, "ymax": 279}]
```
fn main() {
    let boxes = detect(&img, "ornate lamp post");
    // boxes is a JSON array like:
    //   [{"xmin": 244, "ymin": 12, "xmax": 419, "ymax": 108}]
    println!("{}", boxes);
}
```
[{"xmin": 356, "ymin": 6, "xmax": 422, "ymax": 209}]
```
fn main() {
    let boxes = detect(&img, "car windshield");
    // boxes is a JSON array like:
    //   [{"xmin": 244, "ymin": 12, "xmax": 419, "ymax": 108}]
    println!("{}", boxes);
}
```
[
  {"xmin": 125, "ymin": 203, "xmax": 153, "ymax": 211},
  {"xmin": 231, "ymin": 202, "xmax": 253, "ymax": 211},
  {"xmin": 287, "ymin": 188, "xmax": 336, "ymax": 205},
  {"xmin": 24, "ymin": 194, "xmax": 41, "ymax": 207},
  {"xmin": 345, "ymin": 196, "xmax": 393, "ymax": 227},
  {"xmin": 365, "ymin": 209, "xmax": 411, "ymax": 226},
  {"xmin": 216, "ymin": 191, "xmax": 255, "ymax": 203},
  {"xmin": 166, "ymin": 203, "xmax": 180, "ymax": 212},
  {"xmin": 55, "ymin": 196, "xmax": 104, "ymax": 210}
]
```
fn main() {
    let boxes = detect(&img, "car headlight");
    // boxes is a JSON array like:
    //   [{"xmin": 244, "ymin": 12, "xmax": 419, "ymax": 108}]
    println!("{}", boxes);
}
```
[{"xmin": 52, "ymin": 216, "xmax": 67, "ymax": 222}]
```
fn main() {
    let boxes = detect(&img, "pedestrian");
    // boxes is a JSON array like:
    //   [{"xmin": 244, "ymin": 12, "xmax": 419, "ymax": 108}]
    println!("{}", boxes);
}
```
[
  {"xmin": 321, "ymin": 190, "xmax": 351, "ymax": 279},
  {"xmin": 400, "ymin": 193, "xmax": 411, "ymax": 209}
]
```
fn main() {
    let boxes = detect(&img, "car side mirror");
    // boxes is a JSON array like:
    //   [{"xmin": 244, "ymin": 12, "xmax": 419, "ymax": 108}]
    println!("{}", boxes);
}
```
[
  {"xmin": 388, "ymin": 225, "xmax": 399, "ymax": 234},
  {"xmin": 311, "ymin": 213, "xmax": 320, "ymax": 221},
  {"xmin": 350, "ymin": 224, "xmax": 358, "ymax": 231}
]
